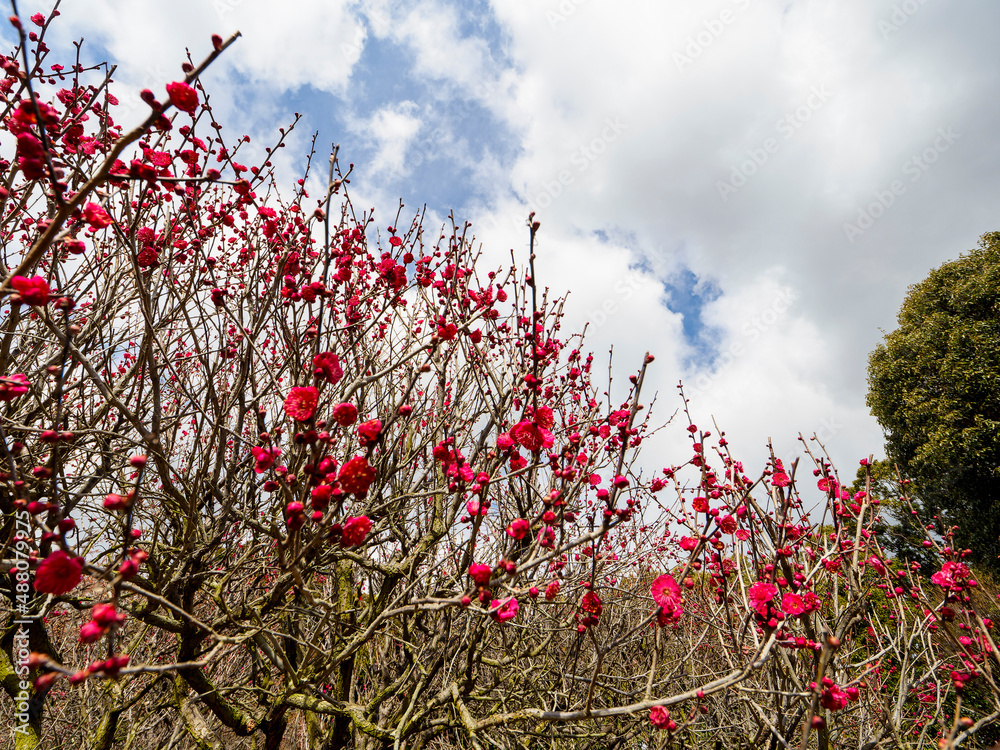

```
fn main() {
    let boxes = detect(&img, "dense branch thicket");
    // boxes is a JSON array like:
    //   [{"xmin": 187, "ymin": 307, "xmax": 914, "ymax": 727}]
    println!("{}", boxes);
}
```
[{"xmin": 0, "ymin": 9, "xmax": 998, "ymax": 750}]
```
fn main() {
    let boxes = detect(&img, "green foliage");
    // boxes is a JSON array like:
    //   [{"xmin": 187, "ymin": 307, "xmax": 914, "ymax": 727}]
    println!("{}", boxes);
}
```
[{"xmin": 867, "ymin": 231, "xmax": 1000, "ymax": 572}]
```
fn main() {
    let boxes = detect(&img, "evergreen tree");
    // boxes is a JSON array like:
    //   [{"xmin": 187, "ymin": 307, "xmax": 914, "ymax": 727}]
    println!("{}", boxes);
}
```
[{"xmin": 867, "ymin": 231, "xmax": 1000, "ymax": 572}]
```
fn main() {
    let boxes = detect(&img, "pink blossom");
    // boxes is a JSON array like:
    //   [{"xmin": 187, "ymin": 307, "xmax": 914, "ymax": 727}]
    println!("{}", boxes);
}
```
[
  {"xmin": 356, "ymin": 419, "xmax": 382, "ymax": 446},
  {"xmin": 466, "ymin": 499, "xmax": 488, "ymax": 516},
  {"xmin": 469, "ymin": 563, "xmax": 492, "ymax": 586},
  {"xmin": 82, "ymin": 202, "xmax": 112, "ymax": 230},
  {"xmin": 103, "ymin": 493, "xmax": 129, "ymax": 511},
  {"xmin": 609, "ymin": 409, "xmax": 631, "ymax": 427},
  {"xmin": 510, "ymin": 420, "xmax": 554, "ymax": 453},
  {"xmin": 506, "ymin": 518, "xmax": 530, "ymax": 539},
  {"xmin": 649, "ymin": 705, "xmax": 671, "ymax": 729},
  {"xmin": 748, "ymin": 581, "xmax": 778, "ymax": 618},
  {"xmin": 119, "ymin": 548, "xmax": 147, "ymax": 579},
  {"xmin": 537, "ymin": 525, "xmax": 556, "ymax": 548},
  {"xmin": 17, "ymin": 132, "xmax": 45, "ymax": 179},
  {"xmin": 782, "ymin": 592, "xmax": 805, "ymax": 617},
  {"xmin": 931, "ymin": 561, "xmax": 971, "ymax": 591},
  {"xmin": 508, "ymin": 405, "xmax": 558, "ymax": 452},
  {"xmin": 166, "ymin": 81, "xmax": 199, "ymax": 113},
  {"xmin": 820, "ymin": 684, "xmax": 851, "ymax": 711},
  {"xmin": 137, "ymin": 245, "xmax": 159, "ymax": 267},
  {"xmin": 312, "ymin": 352, "xmax": 343, "ymax": 384},
  {"xmin": 11, "ymin": 275, "xmax": 50, "ymax": 306},
  {"xmin": 771, "ymin": 471, "xmax": 791, "ymax": 487},
  {"xmin": 801, "ymin": 590, "xmax": 822, "ymax": 612},
  {"xmin": 0, "ymin": 374, "xmax": 29, "ymax": 401},
  {"xmin": 437, "ymin": 322, "xmax": 458, "ymax": 340},
  {"xmin": 342, "ymin": 516, "xmax": 372, "ymax": 547},
  {"xmin": 534, "ymin": 405, "xmax": 554, "ymax": 429},
  {"xmin": 544, "ymin": 580, "xmax": 560, "ymax": 600},
  {"xmin": 34, "ymin": 550, "xmax": 83, "ymax": 595},
  {"xmin": 679, "ymin": 536, "xmax": 698, "ymax": 552},
  {"xmin": 338, "ymin": 456, "xmax": 375, "ymax": 495},
  {"xmin": 651, "ymin": 574, "xmax": 684, "ymax": 624},
  {"xmin": 331, "ymin": 402, "xmax": 359, "ymax": 427},
  {"xmin": 311, "ymin": 485, "xmax": 333, "ymax": 511},
  {"xmin": 92, "ymin": 603, "xmax": 125, "ymax": 627},
  {"xmin": 79, "ymin": 621, "xmax": 105, "ymax": 644},
  {"xmin": 580, "ymin": 590, "xmax": 603, "ymax": 617},
  {"xmin": 650, "ymin": 574, "xmax": 680, "ymax": 608},
  {"xmin": 489, "ymin": 597, "xmax": 518, "ymax": 623},
  {"xmin": 251, "ymin": 445, "xmax": 280, "ymax": 473},
  {"xmin": 284, "ymin": 502, "xmax": 305, "ymax": 531},
  {"xmin": 79, "ymin": 603, "xmax": 126, "ymax": 644},
  {"xmin": 868, "ymin": 555, "xmax": 886, "ymax": 576},
  {"xmin": 284, "ymin": 386, "xmax": 319, "ymax": 421}
]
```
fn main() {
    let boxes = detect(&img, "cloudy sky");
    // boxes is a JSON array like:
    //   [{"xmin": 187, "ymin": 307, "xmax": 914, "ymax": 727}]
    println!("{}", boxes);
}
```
[{"xmin": 17, "ymin": 0, "xmax": 1000, "ymax": 477}]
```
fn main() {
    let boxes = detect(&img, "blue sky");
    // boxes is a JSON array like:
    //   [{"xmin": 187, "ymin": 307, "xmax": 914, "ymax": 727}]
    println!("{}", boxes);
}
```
[
  {"xmin": 332, "ymin": 25, "xmax": 519, "ymax": 213},
  {"xmin": 16, "ymin": 0, "xmax": 1000, "ymax": 472}
]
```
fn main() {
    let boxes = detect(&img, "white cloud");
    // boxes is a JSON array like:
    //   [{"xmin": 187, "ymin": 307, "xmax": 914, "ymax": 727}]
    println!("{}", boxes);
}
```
[
  {"xmin": 459, "ymin": 0, "xmax": 999, "ymax": 470},
  {"xmin": 355, "ymin": 102, "xmax": 423, "ymax": 179},
  {"xmin": 363, "ymin": 0, "xmax": 498, "ymax": 94},
  {"xmin": 45, "ymin": 0, "xmax": 365, "ymax": 95}
]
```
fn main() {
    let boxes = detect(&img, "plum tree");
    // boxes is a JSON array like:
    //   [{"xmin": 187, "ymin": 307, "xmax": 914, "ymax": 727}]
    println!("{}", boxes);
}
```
[{"xmin": 0, "ymin": 8, "xmax": 996, "ymax": 750}]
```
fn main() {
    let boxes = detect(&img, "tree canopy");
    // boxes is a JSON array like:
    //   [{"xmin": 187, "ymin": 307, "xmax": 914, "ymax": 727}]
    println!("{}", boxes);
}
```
[{"xmin": 867, "ymin": 231, "xmax": 1000, "ymax": 571}]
